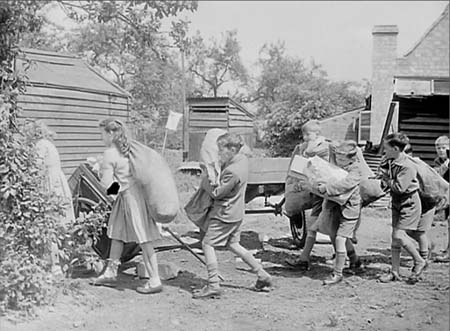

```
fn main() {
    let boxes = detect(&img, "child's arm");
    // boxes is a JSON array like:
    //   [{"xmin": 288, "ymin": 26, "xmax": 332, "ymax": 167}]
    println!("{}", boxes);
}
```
[
  {"xmin": 100, "ymin": 149, "xmax": 116, "ymax": 190},
  {"xmin": 322, "ymin": 166, "xmax": 361, "ymax": 196},
  {"xmin": 202, "ymin": 170, "xmax": 239, "ymax": 200},
  {"xmin": 388, "ymin": 166, "xmax": 417, "ymax": 195}
]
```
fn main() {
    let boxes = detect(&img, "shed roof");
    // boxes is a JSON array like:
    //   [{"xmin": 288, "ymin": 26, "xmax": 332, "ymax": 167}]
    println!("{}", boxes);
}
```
[
  {"xmin": 395, "ymin": 5, "xmax": 449, "ymax": 78},
  {"xmin": 187, "ymin": 97, "xmax": 255, "ymax": 118},
  {"xmin": 15, "ymin": 48, "xmax": 130, "ymax": 98}
]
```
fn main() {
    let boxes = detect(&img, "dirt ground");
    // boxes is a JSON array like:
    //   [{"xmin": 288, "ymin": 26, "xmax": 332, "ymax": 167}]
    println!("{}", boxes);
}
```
[{"xmin": 2, "ymin": 200, "xmax": 449, "ymax": 331}]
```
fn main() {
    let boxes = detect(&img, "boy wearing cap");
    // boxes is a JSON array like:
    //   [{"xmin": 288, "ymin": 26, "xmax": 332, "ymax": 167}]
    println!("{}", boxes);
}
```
[
  {"xmin": 379, "ymin": 133, "xmax": 426, "ymax": 283},
  {"xmin": 193, "ymin": 133, "xmax": 272, "ymax": 299},
  {"xmin": 286, "ymin": 120, "xmax": 331, "ymax": 269},
  {"xmin": 433, "ymin": 135, "xmax": 449, "ymax": 262},
  {"xmin": 315, "ymin": 140, "xmax": 363, "ymax": 285}
]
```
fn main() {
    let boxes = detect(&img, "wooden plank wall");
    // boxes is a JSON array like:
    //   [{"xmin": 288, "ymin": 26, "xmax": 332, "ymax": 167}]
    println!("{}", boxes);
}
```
[
  {"xmin": 398, "ymin": 95, "xmax": 449, "ymax": 165},
  {"xmin": 18, "ymin": 86, "xmax": 129, "ymax": 176}
]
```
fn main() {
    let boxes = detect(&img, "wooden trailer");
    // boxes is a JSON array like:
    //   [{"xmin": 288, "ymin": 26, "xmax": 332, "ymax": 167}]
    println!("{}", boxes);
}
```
[
  {"xmin": 15, "ymin": 48, "xmax": 131, "ymax": 177},
  {"xmin": 186, "ymin": 97, "xmax": 255, "ymax": 161}
]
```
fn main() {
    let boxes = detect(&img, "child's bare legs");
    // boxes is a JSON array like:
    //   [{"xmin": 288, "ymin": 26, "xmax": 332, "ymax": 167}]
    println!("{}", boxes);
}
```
[
  {"xmin": 228, "ymin": 242, "xmax": 272, "ymax": 287},
  {"xmin": 290, "ymin": 216, "xmax": 319, "ymax": 270},
  {"xmin": 406, "ymin": 230, "xmax": 430, "ymax": 263}
]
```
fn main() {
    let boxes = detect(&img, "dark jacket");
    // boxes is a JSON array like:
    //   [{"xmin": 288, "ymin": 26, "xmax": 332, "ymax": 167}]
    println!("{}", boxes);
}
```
[{"xmin": 203, "ymin": 153, "xmax": 249, "ymax": 223}]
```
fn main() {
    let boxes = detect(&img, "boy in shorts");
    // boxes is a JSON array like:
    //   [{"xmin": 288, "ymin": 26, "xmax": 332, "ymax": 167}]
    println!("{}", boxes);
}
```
[
  {"xmin": 316, "ymin": 140, "xmax": 363, "ymax": 285},
  {"xmin": 193, "ymin": 133, "xmax": 272, "ymax": 299},
  {"xmin": 433, "ymin": 136, "xmax": 449, "ymax": 262},
  {"xmin": 286, "ymin": 120, "xmax": 331, "ymax": 269},
  {"xmin": 379, "ymin": 133, "xmax": 426, "ymax": 283}
]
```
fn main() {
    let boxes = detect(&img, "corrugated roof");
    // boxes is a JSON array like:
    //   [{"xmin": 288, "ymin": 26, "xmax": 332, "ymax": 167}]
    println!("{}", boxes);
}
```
[{"xmin": 15, "ymin": 48, "xmax": 130, "ymax": 97}]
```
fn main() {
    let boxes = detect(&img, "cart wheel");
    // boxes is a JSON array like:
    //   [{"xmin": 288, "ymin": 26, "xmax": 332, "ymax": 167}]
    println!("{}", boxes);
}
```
[
  {"xmin": 73, "ymin": 197, "xmax": 99, "ymax": 217},
  {"xmin": 289, "ymin": 211, "xmax": 306, "ymax": 249}
]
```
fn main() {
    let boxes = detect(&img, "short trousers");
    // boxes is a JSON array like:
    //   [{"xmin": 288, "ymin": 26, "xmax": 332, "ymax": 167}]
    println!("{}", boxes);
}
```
[
  {"xmin": 392, "ymin": 191, "xmax": 421, "ymax": 231},
  {"xmin": 310, "ymin": 194, "xmax": 324, "ymax": 217},
  {"xmin": 203, "ymin": 218, "xmax": 242, "ymax": 247}
]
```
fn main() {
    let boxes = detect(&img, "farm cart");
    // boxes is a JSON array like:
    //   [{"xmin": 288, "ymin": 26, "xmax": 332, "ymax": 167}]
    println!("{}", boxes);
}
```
[{"xmin": 246, "ymin": 158, "xmax": 307, "ymax": 248}]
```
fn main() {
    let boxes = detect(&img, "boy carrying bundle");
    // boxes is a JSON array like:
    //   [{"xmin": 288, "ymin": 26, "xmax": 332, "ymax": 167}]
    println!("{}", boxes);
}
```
[
  {"xmin": 285, "ymin": 120, "xmax": 331, "ymax": 269},
  {"xmin": 379, "ymin": 133, "xmax": 427, "ymax": 283},
  {"xmin": 315, "ymin": 140, "xmax": 363, "ymax": 285},
  {"xmin": 193, "ymin": 133, "xmax": 272, "ymax": 299}
]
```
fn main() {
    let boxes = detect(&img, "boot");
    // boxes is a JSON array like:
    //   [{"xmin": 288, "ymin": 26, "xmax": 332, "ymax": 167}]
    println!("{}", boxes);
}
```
[
  {"xmin": 379, "ymin": 271, "xmax": 402, "ymax": 283},
  {"xmin": 192, "ymin": 285, "xmax": 221, "ymax": 299},
  {"xmin": 91, "ymin": 259, "xmax": 120, "ymax": 287},
  {"xmin": 323, "ymin": 273, "xmax": 343, "ymax": 286}
]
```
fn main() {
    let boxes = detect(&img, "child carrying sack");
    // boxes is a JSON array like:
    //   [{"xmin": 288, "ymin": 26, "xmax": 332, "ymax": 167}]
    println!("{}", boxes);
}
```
[
  {"xmin": 407, "ymin": 155, "xmax": 449, "ymax": 210},
  {"xmin": 129, "ymin": 140, "xmax": 179, "ymax": 223}
]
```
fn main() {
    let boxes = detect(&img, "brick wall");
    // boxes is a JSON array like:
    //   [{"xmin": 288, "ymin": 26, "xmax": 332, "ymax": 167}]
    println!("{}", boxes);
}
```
[{"xmin": 370, "ymin": 25, "xmax": 398, "ymax": 144}]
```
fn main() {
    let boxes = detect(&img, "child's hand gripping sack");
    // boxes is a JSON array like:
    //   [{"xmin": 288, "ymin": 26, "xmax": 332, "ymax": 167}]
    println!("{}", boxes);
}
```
[{"xmin": 129, "ymin": 140, "xmax": 179, "ymax": 223}]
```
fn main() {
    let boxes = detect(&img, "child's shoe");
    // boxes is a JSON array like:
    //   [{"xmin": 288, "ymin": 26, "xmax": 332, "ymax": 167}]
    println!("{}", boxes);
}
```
[
  {"xmin": 344, "ymin": 258, "xmax": 364, "ymax": 275},
  {"xmin": 379, "ymin": 271, "xmax": 402, "ymax": 283},
  {"xmin": 90, "ymin": 259, "xmax": 119, "ymax": 287},
  {"xmin": 254, "ymin": 275, "xmax": 273, "ymax": 292},
  {"xmin": 136, "ymin": 282, "xmax": 163, "ymax": 294},
  {"xmin": 286, "ymin": 258, "xmax": 311, "ymax": 271},
  {"xmin": 323, "ymin": 273, "xmax": 343, "ymax": 285},
  {"xmin": 192, "ymin": 285, "xmax": 221, "ymax": 299}
]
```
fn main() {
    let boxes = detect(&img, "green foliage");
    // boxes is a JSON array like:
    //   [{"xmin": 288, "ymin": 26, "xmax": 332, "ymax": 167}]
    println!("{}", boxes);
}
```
[
  {"xmin": 187, "ymin": 30, "xmax": 248, "ymax": 97},
  {"xmin": 255, "ymin": 42, "xmax": 366, "ymax": 156},
  {"xmin": 59, "ymin": 207, "xmax": 109, "ymax": 276},
  {"xmin": 0, "ymin": 0, "xmax": 67, "ymax": 314}
]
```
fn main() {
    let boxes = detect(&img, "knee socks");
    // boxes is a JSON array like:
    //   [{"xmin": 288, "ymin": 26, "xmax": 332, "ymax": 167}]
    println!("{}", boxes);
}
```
[
  {"xmin": 334, "ymin": 252, "xmax": 346, "ymax": 277},
  {"xmin": 391, "ymin": 244, "xmax": 401, "ymax": 274},
  {"xmin": 207, "ymin": 262, "xmax": 220, "ymax": 289}
]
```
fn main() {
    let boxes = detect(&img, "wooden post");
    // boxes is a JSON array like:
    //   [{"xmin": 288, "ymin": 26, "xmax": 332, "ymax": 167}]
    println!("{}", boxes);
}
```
[
  {"xmin": 181, "ymin": 49, "xmax": 189, "ymax": 161},
  {"xmin": 161, "ymin": 129, "xmax": 168, "ymax": 156}
]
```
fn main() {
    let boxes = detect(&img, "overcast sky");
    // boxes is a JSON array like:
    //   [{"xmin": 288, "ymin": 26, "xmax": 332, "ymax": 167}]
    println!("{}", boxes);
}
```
[
  {"xmin": 47, "ymin": 1, "xmax": 448, "ymax": 83},
  {"xmin": 183, "ymin": 1, "xmax": 448, "ymax": 82}
]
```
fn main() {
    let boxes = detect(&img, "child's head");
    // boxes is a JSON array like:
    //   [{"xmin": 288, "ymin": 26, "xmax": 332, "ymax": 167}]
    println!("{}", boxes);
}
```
[
  {"xmin": 334, "ymin": 140, "xmax": 358, "ymax": 167},
  {"xmin": 216, "ymin": 133, "xmax": 243, "ymax": 165},
  {"xmin": 302, "ymin": 120, "xmax": 321, "ymax": 142},
  {"xmin": 98, "ymin": 118, "xmax": 130, "ymax": 156},
  {"xmin": 25, "ymin": 120, "xmax": 56, "ymax": 141},
  {"xmin": 383, "ymin": 132, "xmax": 409, "ymax": 160},
  {"xmin": 404, "ymin": 143, "xmax": 413, "ymax": 156},
  {"xmin": 435, "ymin": 135, "xmax": 449, "ymax": 159}
]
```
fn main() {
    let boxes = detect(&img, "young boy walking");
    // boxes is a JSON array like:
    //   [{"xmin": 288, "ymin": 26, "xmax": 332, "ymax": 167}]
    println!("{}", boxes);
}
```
[
  {"xmin": 433, "ymin": 135, "xmax": 449, "ymax": 262},
  {"xmin": 286, "ymin": 120, "xmax": 330, "ymax": 269},
  {"xmin": 379, "ymin": 133, "xmax": 427, "ymax": 283},
  {"xmin": 193, "ymin": 133, "xmax": 272, "ymax": 299},
  {"xmin": 316, "ymin": 140, "xmax": 363, "ymax": 285}
]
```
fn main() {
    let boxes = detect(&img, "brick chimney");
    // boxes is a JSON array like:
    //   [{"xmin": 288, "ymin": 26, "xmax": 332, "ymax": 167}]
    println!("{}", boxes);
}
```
[{"xmin": 370, "ymin": 25, "xmax": 398, "ymax": 144}]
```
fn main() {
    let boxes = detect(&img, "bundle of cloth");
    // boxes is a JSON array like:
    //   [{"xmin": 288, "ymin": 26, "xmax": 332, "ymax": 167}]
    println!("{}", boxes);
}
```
[{"xmin": 285, "ymin": 143, "xmax": 386, "ymax": 214}]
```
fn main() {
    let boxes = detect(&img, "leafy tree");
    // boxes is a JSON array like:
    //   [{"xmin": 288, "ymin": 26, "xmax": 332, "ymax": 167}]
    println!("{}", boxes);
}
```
[
  {"xmin": 254, "ymin": 42, "xmax": 365, "ymax": 156},
  {"xmin": 186, "ymin": 30, "xmax": 248, "ymax": 97}
]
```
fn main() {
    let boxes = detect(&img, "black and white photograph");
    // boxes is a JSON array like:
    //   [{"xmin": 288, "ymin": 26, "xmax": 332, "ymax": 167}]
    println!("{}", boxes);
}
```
[{"xmin": 0, "ymin": 1, "xmax": 449, "ymax": 330}]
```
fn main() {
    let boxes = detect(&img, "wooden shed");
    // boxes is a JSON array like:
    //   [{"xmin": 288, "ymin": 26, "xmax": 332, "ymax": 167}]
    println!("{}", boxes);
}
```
[
  {"xmin": 187, "ymin": 97, "xmax": 255, "ymax": 161},
  {"xmin": 15, "ymin": 48, "xmax": 131, "ymax": 176}
]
